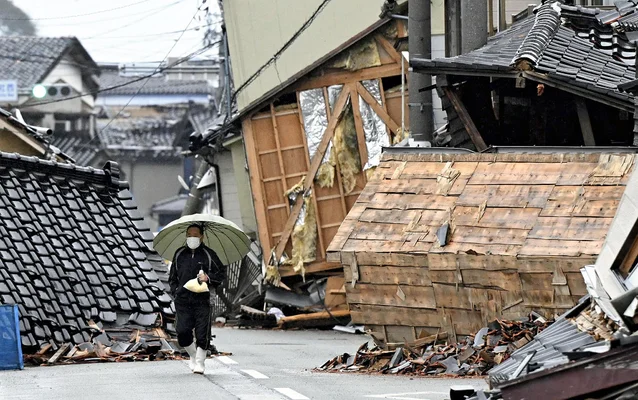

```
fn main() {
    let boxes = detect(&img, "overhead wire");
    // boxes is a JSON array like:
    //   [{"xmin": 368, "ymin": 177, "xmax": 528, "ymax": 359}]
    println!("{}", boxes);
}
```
[
  {"xmin": 0, "ymin": 0, "xmax": 155, "ymax": 20},
  {"xmin": 19, "ymin": 42, "xmax": 220, "ymax": 109},
  {"xmin": 71, "ymin": 4, "xmax": 217, "ymax": 154},
  {"xmin": 230, "ymin": 0, "xmax": 332, "ymax": 103}
]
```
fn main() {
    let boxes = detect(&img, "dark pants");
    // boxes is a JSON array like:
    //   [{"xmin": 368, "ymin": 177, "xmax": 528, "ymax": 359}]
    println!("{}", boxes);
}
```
[{"xmin": 175, "ymin": 299, "xmax": 212, "ymax": 350}]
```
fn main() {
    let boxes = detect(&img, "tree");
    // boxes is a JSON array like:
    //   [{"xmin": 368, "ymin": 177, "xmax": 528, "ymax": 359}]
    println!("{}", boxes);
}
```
[{"xmin": 0, "ymin": 0, "xmax": 37, "ymax": 36}]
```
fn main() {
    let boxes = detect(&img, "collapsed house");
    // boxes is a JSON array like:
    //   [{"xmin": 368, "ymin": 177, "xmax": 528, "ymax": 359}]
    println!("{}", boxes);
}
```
[
  {"xmin": 326, "ymin": 150, "xmax": 636, "ymax": 343},
  {"xmin": 0, "ymin": 109, "xmax": 172, "ymax": 353},
  {"xmin": 413, "ymin": 1, "xmax": 637, "ymax": 150},
  {"xmin": 465, "ymin": 150, "xmax": 638, "ymax": 398}
]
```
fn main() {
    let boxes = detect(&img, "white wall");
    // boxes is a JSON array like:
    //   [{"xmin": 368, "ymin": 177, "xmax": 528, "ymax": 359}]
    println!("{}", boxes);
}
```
[{"xmin": 217, "ymin": 150, "xmax": 243, "ymax": 230}]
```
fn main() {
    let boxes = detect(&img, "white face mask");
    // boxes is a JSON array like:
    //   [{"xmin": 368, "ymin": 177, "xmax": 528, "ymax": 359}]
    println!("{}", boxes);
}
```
[{"xmin": 186, "ymin": 237, "xmax": 201, "ymax": 250}]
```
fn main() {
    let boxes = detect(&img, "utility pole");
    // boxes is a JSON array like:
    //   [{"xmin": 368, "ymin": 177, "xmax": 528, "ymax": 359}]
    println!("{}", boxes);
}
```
[{"xmin": 408, "ymin": 0, "xmax": 434, "ymax": 143}]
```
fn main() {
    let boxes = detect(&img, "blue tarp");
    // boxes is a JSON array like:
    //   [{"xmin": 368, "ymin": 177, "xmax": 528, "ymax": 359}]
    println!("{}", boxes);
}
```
[{"xmin": 0, "ymin": 304, "xmax": 23, "ymax": 370}]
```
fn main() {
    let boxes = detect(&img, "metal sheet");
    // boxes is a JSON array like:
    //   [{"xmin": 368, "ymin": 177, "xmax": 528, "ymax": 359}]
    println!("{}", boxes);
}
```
[
  {"xmin": 359, "ymin": 79, "xmax": 389, "ymax": 170},
  {"xmin": 299, "ymin": 88, "xmax": 332, "ymax": 163}
]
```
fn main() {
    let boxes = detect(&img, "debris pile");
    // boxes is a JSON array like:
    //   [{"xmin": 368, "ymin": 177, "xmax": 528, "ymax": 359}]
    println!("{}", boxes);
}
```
[
  {"xmin": 22, "ymin": 320, "xmax": 223, "ymax": 366},
  {"xmin": 316, "ymin": 314, "xmax": 552, "ymax": 376}
]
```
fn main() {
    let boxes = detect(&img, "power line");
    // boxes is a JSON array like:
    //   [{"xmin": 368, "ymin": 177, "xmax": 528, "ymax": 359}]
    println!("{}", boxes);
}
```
[
  {"xmin": 83, "ymin": 0, "xmax": 184, "ymax": 39},
  {"xmin": 35, "ymin": 0, "xmax": 183, "ymax": 28},
  {"xmin": 80, "ymin": 26, "xmax": 209, "ymax": 40},
  {"xmin": 0, "ymin": 0, "xmax": 155, "ymax": 20},
  {"xmin": 18, "ymin": 42, "xmax": 220, "ymax": 109},
  {"xmin": 230, "ymin": 0, "xmax": 332, "ymax": 103},
  {"xmin": 98, "ymin": 4, "xmax": 208, "ymax": 137}
]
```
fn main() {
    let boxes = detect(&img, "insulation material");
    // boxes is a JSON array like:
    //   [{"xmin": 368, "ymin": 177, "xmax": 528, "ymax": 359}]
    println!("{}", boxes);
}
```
[
  {"xmin": 299, "ymin": 88, "xmax": 335, "ymax": 188},
  {"xmin": 283, "ymin": 178, "xmax": 317, "ymax": 280},
  {"xmin": 333, "ymin": 106, "xmax": 361, "ymax": 194},
  {"xmin": 359, "ymin": 79, "xmax": 390, "ymax": 170},
  {"xmin": 327, "ymin": 37, "xmax": 381, "ymax": 71},
  {"xmin": 299, "ymin": 88, "xmax": 331, "ymax": 162},
  {"xmin": 393, "ymin": 128, "xmax": 409, "ymax": 145}
]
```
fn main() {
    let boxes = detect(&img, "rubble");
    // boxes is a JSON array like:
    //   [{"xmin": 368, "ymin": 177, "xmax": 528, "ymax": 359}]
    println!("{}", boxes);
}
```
[
  {"xmin": 23, "ymin": 321, "xmax": 229, "ymax": 366},
  {"xmin": 316, "ymin": 313, "xmax": 551, "ymax": 376}
]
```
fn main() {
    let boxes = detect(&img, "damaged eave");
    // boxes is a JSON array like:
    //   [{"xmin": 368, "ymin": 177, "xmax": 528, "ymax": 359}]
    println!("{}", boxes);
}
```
[{"xmin": 521, "ymin": 70, "xmax": 635, "ymax": 113}]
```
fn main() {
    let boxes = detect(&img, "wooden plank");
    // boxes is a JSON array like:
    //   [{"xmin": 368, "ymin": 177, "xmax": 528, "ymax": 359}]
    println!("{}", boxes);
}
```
[
  {"xmin": 270, "ymin": 104, "xmax": 291, "ymax": 219},
  {"xmin": 374, "ymin": 35, "xmax": 402, "ymax": 64},
  {"xmin": 350, "ymin": 86, "xmax": 370, "ymax": 173},
  {"xmin": 271, "ymin": 86, "xmax": 351, "ymax": 264},
  {"xmin": 469, "ymin": 162, "xmax": 566, "ymax": 185},
  {"xmin": 355, "ymin": 252, "xmax": 429, "ymax": 267},
  {"xmin": 456, "ymin": 185, "xmax": 553, "ymax": 208},
  {"xmin": 549, "ymin": 186, "xmax": 625, "ymax": 201},
  {"xmin": 359, "ymin": 209, "xmax": 421, "ymax": 225},
  {"xmin": 541, "ymin": 198, "xmax": 620, "ymax": 218},
  {"xmin": 460, "ymin": 269, "xmax": 523, "ymax": 292},
  {"xmin": 293, "ymin": 63, "xmax": 402, "ymax": 92},
  {"xmin": 518, "ymin": 239, "xmax": 604, "ymax": 257},
  {"xmin": 441, "ymin": 308, "xmax": 484, "ymax": 337},
  {"xmin": 349, "ymin": 221, "xmax": 408, "ymax": 241},
  {"xmin": 441, "ymin": 86, "xmax": 488, "ymax": 151},
  {"xmin": 278, "ymin": 261, "xmax": 341, "ymax": 277},
  {"xmin": 452, "ymin": 206, "xmax": 541, "ymax": 230},
  {"xmin": 521, "ymin": 290, "xmax": 556, "ymax": 308},
  {"xmin": 346, "ymin": 283, "xmax": 437, "ymax": 309},
  {"xmin": 349, "ymin": 304, "xmax": 441, "ymax": 327},
  {"xmin": 519, "ymin": 273, "xmax": 554, "ymax": 291},
  {"xmin": 449, "ymin": 226, "xmax": 529, "ymax": 246},
  {"xmin": 344, "ymin": 265, "xmax": 432, "ymax": 286},
  {"xmin": 243, "ymin": 118, "xmax": 272, "ymax": 257},
  {"xmin": 399, "ymin": 161, "xmax": 478, "ymax": 180},
  {"xmin": 341, "ymin": 238, "xmax": 406, "ymax": 254},
  {"xmin": 369, "ymin": 192, "xmax": 457, "ymax": 211},
  {"xmin": 528, "ymin": 217, "xmax": 613, "ymax": 241},
  {"xmin": 427, "ymin": 253, "xmax": 593, "ymax": 273},
  {"xmin": 429, "ymin": 242, "xmax": 521, "ymax": 257},
  {"xmin": 320, "ymin": 87, "xmax": 348, "ymax": 217},
  {"xmin": 356, "ymin": 81, "xmax": 400, "ymax": 135}
]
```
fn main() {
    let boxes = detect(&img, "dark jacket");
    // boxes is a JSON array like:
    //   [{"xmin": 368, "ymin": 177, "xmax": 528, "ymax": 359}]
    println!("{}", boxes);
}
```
[{"xmin": 168, "ymin": 244, "xmax": 226, "ymax": 302}]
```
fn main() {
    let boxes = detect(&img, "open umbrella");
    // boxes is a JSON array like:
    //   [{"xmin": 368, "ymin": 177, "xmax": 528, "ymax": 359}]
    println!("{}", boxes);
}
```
[{"xmin": 153, "ymin": 214, "xmax": 251, "ymax": 265}]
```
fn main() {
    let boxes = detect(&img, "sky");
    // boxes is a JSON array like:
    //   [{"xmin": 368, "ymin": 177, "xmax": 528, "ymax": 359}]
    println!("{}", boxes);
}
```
[{"xmin": 13, "ymin": 0, "xmax": 220, "ymax": 64}]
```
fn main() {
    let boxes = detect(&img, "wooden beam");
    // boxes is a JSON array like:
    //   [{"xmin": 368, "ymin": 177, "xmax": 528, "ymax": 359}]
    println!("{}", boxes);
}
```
[
  {"xmin": 322, "ymin": 87, "xmax": 348, "ymax": 218},
  {"xmin": 350, "ymin": 85, "xmax": 370, "ymax": 174},
  {"xmin": 242, "ymin": 118, "xmax": 272, "ymax": 258},
  {"xmin": 374, "ymin": 35, "xmax": 408, "ymax": 80},
  {"xmin": 270, "ymin": 104, "xmax": 291, "ymax": 218},
  {"xmin": 575, "ymin": 98, "xmax": 596, "ymax": 146},
  {"xmin": 442, "ymin": 86, "xmax": 488, "ymax": 151},
  {"xmin": 292, "ymin": 63, "xmax": 402, "ymax": 92},
  {"xmin": 356, "ymin": 81, "xmax": 400, "ymax": 135},
  {"xmin": 279, "ymin": 261, "xmax": 342, "ymax": 277},
  {"xmin": 269, "ymin": 86, "xmax": 352, "ymax": 265}
]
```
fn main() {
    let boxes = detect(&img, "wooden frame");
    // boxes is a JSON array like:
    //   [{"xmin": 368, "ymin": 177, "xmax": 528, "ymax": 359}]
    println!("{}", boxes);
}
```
[{"xmin": 243, "ymin": 26, "xmax": 410, "ymax": 277}]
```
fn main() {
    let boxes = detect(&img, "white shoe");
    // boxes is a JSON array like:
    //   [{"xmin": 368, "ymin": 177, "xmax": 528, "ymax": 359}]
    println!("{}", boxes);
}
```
[
  {"xmin": 184, "ymin": 343, "xmax": 197, "ymax": 371},
  {"xmin": 193, "ymin": 347, "xmax": 207, "ymax": 374}
]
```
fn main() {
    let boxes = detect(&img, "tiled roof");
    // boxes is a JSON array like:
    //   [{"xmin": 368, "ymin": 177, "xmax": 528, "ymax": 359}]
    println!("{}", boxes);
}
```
[
  {"xmin": 49, "ymin": 133, "xmax": 102, "ymax": 166},
  {"xmin": 98, "ymin": 67, "xmax": 214, "ymax": 96},
  {"xmin": 97, "ymin": 106, "xmax": 188, "ymax": 159},
  {"xmin": 412, "ymin": 2, "xmax": 636, "ymax": 107},
  {"xmin": 0, "ymin": 153, "xmax": 172, "ymax": 351},
  {"xmin": 0, "ymin": 37, "xmax": 97, "ymax": 92}
]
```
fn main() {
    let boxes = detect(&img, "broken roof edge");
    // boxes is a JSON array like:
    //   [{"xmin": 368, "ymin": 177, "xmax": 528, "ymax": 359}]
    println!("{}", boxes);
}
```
[
  {"xmin": 510, "ymin": 1, "xmax": 562, "ymax": 68},
  {"xmin": 381, "ymin": 146, "xmax": 638, "ymax": 160},
  {"xmin": 0, "ymin": 151, "xmax": 129, "ymax": 191}
]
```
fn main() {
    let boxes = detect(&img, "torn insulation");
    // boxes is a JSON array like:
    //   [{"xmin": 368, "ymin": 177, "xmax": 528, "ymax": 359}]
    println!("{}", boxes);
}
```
[
  {"xmin": 327, "ymin": 37, "xmax": 381, "ymax": 71},
  {"xmin": 333, "ymin": 105, "xmax": 361, "ymax": 194},
  {"xmin": 283, "ymin": 178, "xmax": 318, "ymax": 281}
]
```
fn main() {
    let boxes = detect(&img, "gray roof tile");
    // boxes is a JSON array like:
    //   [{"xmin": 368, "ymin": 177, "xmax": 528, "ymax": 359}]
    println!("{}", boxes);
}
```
[
  {"xmin": 98, "ymin": 66, "xmax": 214, "ymax": 96},
  {"xmin": 0, "ymin": 153, "xmax": 170, "ymax": 351}
]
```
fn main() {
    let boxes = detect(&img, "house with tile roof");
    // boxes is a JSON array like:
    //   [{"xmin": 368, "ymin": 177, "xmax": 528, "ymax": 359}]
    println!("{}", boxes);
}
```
[
  {"xmin": 0, "ymin": 36, "xmax": 102, "ymax": 166},
  {"xmin": 413, "ymin": 0, "xmax": 638, "ymax": 150},
  {"xmin": 0, "ymin": 151, "xmax": 172, "ymax": 353},
  {"xmin": 87, "ymin": 64, "xmax": 219, "ymax": 232}
]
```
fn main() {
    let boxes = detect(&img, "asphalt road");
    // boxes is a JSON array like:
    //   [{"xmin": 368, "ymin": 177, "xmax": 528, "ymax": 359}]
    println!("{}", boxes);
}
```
[{"xmin": 0, "ymin": 328, "xmax": 487, "ymax": 400}]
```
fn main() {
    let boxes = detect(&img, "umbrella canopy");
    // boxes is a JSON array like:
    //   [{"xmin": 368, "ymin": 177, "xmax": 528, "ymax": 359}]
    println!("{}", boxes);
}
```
[{"xmin": 153, "ymin": 214, "xmax": 251, "ymax": 265}]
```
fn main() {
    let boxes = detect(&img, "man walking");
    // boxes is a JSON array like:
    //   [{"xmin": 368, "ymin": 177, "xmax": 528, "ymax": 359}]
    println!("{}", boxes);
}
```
[{"xmin": 169, "ymin": 224, "xmax": 226, "ymax": 374}]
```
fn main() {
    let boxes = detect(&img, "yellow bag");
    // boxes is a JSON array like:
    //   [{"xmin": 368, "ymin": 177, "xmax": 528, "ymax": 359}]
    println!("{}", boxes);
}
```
[{"xmin": 183, "ymin": 270, "xmax": 209, "ymax": 293}]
